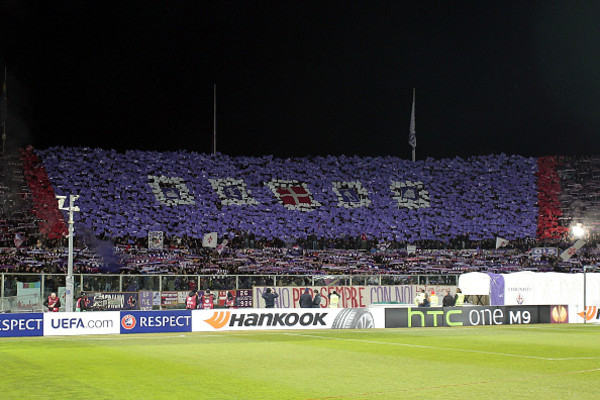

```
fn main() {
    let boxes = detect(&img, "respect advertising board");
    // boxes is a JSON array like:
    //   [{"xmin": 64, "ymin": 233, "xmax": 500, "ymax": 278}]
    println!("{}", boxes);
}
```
[
  {"xmin": 44, "ymin": 312, "xmax": 120, "ymax": 336},
  {"xmin": 191, "ymin": 308, "xmax": 386, "ymax": 332},
  {"xmin": 384, "ymin": 305, "xmax": 567, "ymax": 328},
  {"xmin": 120, "ymin": 310, "xmax": 192, "ymax": 334},
  {"xmin": 0, "ymin": 313, "xmax": 44, "ymax": 337}
]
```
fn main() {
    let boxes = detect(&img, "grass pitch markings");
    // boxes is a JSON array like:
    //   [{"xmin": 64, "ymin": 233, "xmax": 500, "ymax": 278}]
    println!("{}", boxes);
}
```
[
  {"xmin": 279, "ymin": 331, "xmax": 600, "ymax": 361},
  {"xmin": 301, "ymin": 367, "xmax": 600, "ymax": 400}
]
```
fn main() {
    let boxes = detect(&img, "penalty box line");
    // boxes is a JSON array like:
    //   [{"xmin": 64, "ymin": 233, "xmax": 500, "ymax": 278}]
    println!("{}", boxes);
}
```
[{"xmin": 280, "ymin": 332, "xmax": 600, "ymax": 361}]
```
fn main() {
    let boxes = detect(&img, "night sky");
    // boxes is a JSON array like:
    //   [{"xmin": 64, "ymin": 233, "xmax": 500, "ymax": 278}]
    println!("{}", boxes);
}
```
[{"xmin": 1, "ymin": 1, "xmax": 600, "ymax": 159}]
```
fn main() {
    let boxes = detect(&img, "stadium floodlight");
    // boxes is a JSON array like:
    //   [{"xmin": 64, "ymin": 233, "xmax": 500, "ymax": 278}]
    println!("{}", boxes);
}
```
[
  {"xmin": 55, "ymin": 194, "xmax": 80, "ymax": 312},
  {"xmin": 55, "ymin": 195, "xmax": 66, "ymax": 209},
  {"xmin": 570, "ymin": 223, "xmax": 586, "ymax": 239}
]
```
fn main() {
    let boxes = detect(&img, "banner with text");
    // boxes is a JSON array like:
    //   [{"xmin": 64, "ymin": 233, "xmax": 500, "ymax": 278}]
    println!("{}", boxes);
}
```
[
  {"xmin": 0, "ymin": 313, "xmax": 44, "ymax": 337},
  {"xmin": 44, "ymin": 312, "xmax": 120, "ymax": 336},
  {"xmin": 192, "ymin": 307, "xmax": 385, "ymax": 332},
  {"xmin": 88, "ymin": 292, "xmax": 140, "ymax": 311},
  {"xmin": 120, "ymin": 310, "xmax": 192, "ymax": 334},
  {"xmin": 254, "ymin": 285, "xmax": 455, "ymax": 308},
  {"xmin": 384, "ymin": 305, "xmax": 565, "ymax": 328}
]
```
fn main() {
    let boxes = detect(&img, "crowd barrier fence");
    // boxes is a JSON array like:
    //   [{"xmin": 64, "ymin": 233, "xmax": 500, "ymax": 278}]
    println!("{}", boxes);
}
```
[{"xmin": 0, "ymin": 272, "xmax": 459, "ymax": 312}]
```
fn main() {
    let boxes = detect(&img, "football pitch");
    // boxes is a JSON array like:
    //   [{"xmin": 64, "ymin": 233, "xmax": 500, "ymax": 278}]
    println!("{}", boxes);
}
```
[{"xmin": 2, "ymin": 324, "xmax": 599, "ymax": 399}]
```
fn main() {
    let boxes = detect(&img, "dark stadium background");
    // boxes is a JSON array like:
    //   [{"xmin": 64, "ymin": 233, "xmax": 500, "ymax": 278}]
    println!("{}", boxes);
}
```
[{"xmin": 1, "ymin": 1, "xmax": 599, "ymax": 159}]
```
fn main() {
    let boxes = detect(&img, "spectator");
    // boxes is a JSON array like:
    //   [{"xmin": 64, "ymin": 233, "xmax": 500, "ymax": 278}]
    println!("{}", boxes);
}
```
[
  {"xmin": 200, "ymin": 289, "xmax": 214, "ymax": 309},
  {"xmin": 186, "ymin": 289, "xmax": 199, "ymax": 310},
  {"xmin": 43, "ymin": 292, "xmax": 60, "ymax": 312},
  {"xmin": 454, "ymin": 288, "xmax": 465, "ymax": 306},
  {"xmin": 429, "ymin": 290, "xmax": 439, "ymax": 307},
  {"xmin": 328, "ymin": 291, "xmax": 341, "ymax": 308},
  {"xmin": 262, "ymin": 288, "xmax": 279, "ymax": 308},
  {"xmin": 75, "ymin": 292, "xmax": 89, "ymax": 312},
  {"xmin": 225, "ymin": 291, "xmax": 237, "ymax": 309},
  {"xmin": 312, "ymin": 290, "xmax": 322, "ymax": 308},
  {"xmin": 414, "ymin": 289, "xmax": 430, "ymax": 307},
  {"xmin": 299, "ymin": 288, "xmax": 312, "ymax": 308},
  {"xmin": 414, "ymin": 289, "xmax": 426, "ymax": 306},
  {"xmin": 442, "ymin": 289, "xmax": 455, "ymax": 307}
]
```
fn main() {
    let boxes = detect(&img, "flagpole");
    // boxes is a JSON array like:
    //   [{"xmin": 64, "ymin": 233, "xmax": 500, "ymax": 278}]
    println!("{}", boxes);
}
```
[
  {"xmin": 2, "ymin": 66, "xmax": 6, "ymax": 156},
  {"xmin": 412, "ymin": 88, "xmax": 415, "ymax": 162},
  {"xmin": 409, "ymin": 88, "xmax": 416, "ymax": 162},
  {"xmin": 213, "ymin": 84, "xmax": 217, "ymax": 155}
]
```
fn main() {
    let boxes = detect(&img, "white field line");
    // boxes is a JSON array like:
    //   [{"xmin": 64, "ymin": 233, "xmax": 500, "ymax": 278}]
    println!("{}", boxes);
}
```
[
  {"xmin": 303, "ymin": 368, "xmax": 600, "ymax": 400},
  {"xmin": 4, "ymin": 326, "xmax": 600, "ymax": 361},
  {"xmin": 280, "ymin": 332, "xmax": 600, "ymax": 361},
  {"xmin": 1, "ymin": 332, "xmax": 269, "ymax": 342}
]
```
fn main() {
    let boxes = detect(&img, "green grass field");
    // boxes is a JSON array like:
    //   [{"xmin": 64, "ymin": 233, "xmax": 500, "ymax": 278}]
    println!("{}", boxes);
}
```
[{"xmin": 2, "ymin": 324, "xmax": 599, "ymax": 399}]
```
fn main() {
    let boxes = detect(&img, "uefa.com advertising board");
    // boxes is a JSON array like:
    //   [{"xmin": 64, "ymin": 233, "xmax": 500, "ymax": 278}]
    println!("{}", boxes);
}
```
[{"xmin": 1, "ymin": 304, "xmax": 591, "ymax": 338}]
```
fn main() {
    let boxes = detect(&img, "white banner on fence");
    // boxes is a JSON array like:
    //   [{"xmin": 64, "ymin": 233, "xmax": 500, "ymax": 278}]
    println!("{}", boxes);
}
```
[{"xmin": 252, "ymin": 285, "xmax": 455, "ymax": 309}]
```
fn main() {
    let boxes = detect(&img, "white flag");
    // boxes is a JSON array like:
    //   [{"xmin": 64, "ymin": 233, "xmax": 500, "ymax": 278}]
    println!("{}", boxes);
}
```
[
  {"xmin": 408, "ymin": 88, "xmax": 416, "ymax": 148},
  {"xmin": 202, "ymin": 232, "xmax": 218, "ymax": 248},
  {"xmin": 495, "ymin": 237, "xmax": 509, "ymax": 250},
  {"xmin": 148, "ymin": 231, "xmax": 163, "ymax": 250},
  {"xmin": 216, "ymin": 239, "xmax": 229, "ymax": 255},
  {"xmin": 560, "ymin": 239, "xmax": 585, "ymax": 261},
  {"xmin": 14, "ymin": 233, "xmax": 25, "ymax": 248}
]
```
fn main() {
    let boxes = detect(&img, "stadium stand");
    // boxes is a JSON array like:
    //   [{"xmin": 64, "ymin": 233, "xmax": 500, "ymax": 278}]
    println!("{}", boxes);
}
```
[
  {"xmin": 33, "ymin": 146, "xmax": 539, "ymax": 242},
  {"xmin": 1, "ymin": 146, "xmax": 599, "ymax": 283}
]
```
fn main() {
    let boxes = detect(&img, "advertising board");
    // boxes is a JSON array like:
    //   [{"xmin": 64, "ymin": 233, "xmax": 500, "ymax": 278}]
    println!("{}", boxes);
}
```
[
  {"xmin": 192, "ymin": 307, "xmax": 385, "ymax": 332},
  {"xmin": 120, "ymin": 310, "xmax": 192, "ymax": 334},
  {"xmin": 44, "ymin": 312, "xmax": 120, "ymax": 336},
  {"xmin": 0, "ymin": 313, "xmax": 44, "ymax": 337},
  {"xmin": 384, "ymin": 305, "xmax": 562, "ymax": 328},
  {"xmin": 577, "ymin": 305, "xmax": 600, "ymax": 324}
]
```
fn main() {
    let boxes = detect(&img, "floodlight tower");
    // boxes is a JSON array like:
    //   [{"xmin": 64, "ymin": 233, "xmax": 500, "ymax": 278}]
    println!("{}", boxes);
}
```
[{"xmin": 56, "ymin": 194, "xmax": 80, "ymax": 312}]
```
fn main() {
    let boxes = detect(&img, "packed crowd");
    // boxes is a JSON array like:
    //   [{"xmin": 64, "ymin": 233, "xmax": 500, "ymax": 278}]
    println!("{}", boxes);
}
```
[
  {"xmin": 0, "ymin": 148, "xmax": 598, "ymax": 279},
  {"xmin": 557, "ymin": 155, "xmax": 600, "ymax": 233},
  {"xmin": 34, "ymin": 147, "xmax": 539, "ymax": 243},
  {"xmin": 1, "ymin": 234, "xmax": 597, "ymax": 276}
]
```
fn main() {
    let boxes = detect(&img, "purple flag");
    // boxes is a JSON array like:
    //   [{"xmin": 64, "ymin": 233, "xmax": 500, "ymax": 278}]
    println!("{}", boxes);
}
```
[{"xmin": 487, "ymin": 272, "xmax": 505, "ymax": 306}]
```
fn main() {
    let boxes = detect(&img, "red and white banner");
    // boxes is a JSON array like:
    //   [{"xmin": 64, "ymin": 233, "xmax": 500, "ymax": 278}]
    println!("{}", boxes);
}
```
[{"xmin": 253, "ymin": 285, "xmax": 455, "ymax": 309}]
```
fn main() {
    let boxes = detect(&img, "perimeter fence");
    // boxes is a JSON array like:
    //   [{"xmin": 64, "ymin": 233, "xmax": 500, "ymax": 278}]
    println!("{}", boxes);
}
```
[{"xmin": 0, "ymin": 272, "xmax": 458, "ymax": 312}]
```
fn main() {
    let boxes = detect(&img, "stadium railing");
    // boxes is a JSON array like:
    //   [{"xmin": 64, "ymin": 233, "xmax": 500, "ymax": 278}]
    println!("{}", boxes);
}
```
[{"xmin": 0, "ymin": 272, "xmax": 458, "ymax": 305}]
